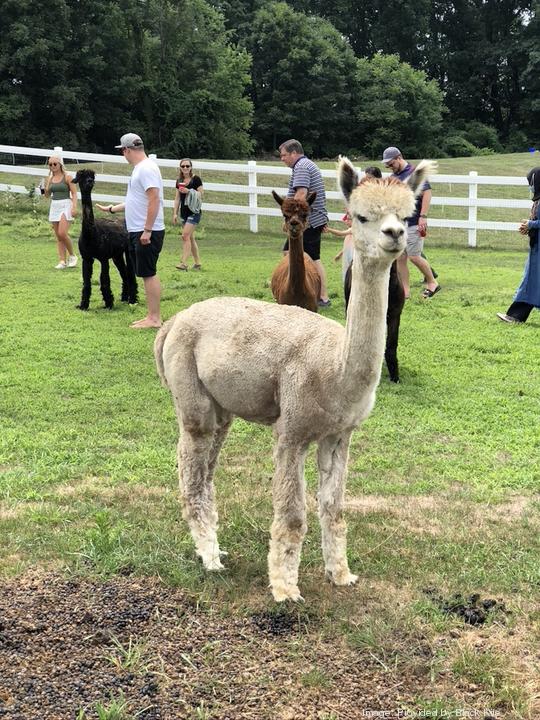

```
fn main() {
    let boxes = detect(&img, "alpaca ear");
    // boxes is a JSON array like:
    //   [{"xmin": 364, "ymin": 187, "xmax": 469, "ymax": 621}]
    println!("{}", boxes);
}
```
[
  {"xmin": 337, "ymin": 156, "xmax": 359, "ymax": 202},
  {"xmin": 407, "ymin": 160, "xmax": 437, "ymax": 198},
  {"xmin": 307, "ymin": 191, "xmax": 317, "ymax": 206},
  {"xmin": 272, "ymin": 190, "xmax": 284, "ymax": 206}
]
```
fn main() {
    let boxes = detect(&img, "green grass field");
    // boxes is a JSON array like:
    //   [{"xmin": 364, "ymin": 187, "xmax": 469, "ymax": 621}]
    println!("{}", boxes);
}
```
[{"xmin": 1, "ymin": 154, "xmax": 539, "ymax": 718}]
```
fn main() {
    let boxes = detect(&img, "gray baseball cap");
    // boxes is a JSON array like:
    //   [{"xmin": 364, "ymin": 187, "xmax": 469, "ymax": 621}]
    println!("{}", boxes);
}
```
[
  {"xmin": 382, "ymin": 146, "xmax": 401, "ymax": 164},
  {"xmin": 115, "ymin": 133, "xmax": 144, "ymax": 149}
]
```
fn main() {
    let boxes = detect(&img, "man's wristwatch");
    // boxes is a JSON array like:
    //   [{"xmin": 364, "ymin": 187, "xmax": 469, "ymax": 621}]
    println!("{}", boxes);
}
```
[{"xmin": 419, "ymin": 214, "xmax": 427, "ymax": 218}]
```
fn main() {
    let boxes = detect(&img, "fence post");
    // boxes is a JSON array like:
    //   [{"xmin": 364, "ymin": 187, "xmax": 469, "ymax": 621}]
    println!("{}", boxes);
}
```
[
  {"xmin": 248, "ymin": 160, "xmax": 258, "ymax": 233},
  {"xmin": 468, "ymin": 171, "xmax": 478, "ymax": 248}
]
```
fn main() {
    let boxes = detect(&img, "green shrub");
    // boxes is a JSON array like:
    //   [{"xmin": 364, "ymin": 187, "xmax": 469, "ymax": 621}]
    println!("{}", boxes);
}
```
[{"xmin": 441, "ymin": 135, "xmax": 478, "ymax": 157}]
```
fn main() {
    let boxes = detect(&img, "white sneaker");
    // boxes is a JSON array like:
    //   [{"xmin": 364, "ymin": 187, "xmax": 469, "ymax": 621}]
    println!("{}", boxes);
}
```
[
  {"xmin": 496, "ymin": 312, "xmax": 519, "ymax": 324},
  {"xmin": 67, "ymin": 255, "xmax": 78, "ymax": 267},
  {"xmin": 55, "ymin": 261, "xmax": 67, "ymax": 269}
]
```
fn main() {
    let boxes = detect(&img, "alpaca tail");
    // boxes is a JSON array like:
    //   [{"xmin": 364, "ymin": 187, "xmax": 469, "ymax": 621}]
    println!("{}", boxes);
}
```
[{"xmin": 154, "ymin": 316, "xmax": 176, "ymax": 388}]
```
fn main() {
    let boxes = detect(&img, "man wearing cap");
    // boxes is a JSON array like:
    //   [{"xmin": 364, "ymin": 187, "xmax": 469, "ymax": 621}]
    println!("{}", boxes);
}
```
[
  {"xmin": 100, "ymin": 133, "xmax": 165, "ymax": 328},
  {"xmin": 382, "ymin": 147, "xmax": 440, "ymax": 299},
  {"xmin": 279, "ymin": 139, "xmax": 331, "ymax": 307}
]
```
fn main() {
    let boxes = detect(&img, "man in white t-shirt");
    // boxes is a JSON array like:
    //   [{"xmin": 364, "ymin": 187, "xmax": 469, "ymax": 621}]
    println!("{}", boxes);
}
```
[{"xmin": 101, "ymin": 133, "xmax": 165, "ymax": 329}]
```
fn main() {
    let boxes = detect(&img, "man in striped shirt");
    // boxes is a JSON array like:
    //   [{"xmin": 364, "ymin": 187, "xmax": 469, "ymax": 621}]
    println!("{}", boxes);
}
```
[{"xmin": 279, "ymin": 139, "xmax": 331, "ymax": 306}]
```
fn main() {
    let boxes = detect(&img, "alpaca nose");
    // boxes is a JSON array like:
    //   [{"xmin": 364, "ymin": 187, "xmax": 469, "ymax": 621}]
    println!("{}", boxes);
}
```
[{"xmin": 382, "ymin": 227, "xmax": 405, "ymax": 242}]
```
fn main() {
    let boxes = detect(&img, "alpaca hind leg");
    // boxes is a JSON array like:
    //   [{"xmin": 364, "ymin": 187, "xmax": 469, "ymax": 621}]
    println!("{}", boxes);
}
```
[
  {"xmin": 112, "ymin": 253, "xmax": 130, "ymax": 302},
  {"xmin": 178, "ymin": 411, "xmax": 231, "ymax": 571},
  {"xmin": 207, "ymin": 413, "xmax": 233, "ymax": 483},
  {"xmin": 99, "ymin": 260, "xmax": 114, "ymax": 308},
  {"xmin": 385, "ymin": 312, "xmax": 401, "ymax": 383},
  {"xmin": 317, "ymin": 432, "xmax": 358, "ymax": 587},
  {"xmin": 126, "ymin": 249, "xmax": 138, "ymax": 304},
  {"xmin": 268, "ymin": 437, "xmax": 309, "ymax": 602}
]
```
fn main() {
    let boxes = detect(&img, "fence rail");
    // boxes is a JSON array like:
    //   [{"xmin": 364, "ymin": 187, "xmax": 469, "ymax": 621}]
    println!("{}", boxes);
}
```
[{"xmin": 0, "ymin": 144, "xmax": 530, "ymax": 247}]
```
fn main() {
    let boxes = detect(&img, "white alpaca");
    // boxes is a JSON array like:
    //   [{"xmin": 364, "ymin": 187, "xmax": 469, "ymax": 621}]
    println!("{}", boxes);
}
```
[{"xmin": 154, "ymin": 157, "xmax": 436, "ymax": 602}]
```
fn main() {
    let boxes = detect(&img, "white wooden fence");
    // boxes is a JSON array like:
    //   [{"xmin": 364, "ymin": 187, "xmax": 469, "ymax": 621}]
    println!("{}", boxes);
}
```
[{"xmin": 0, "ymin": 144, "xmax": 531, "ymax": 248}]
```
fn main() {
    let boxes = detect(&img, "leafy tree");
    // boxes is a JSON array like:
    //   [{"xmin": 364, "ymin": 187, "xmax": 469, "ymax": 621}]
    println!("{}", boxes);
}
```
[
  {"xmin": 142, "ymin": 0, "xmax": 253, "ymax": 157},
  {"xmin": 353, "ymin": 53, "xmax": 445, "ymax": 158},
  {"xmin": 1, "ymin": 0, "xmax": 253, "ymax": 156},
  {"xmin": 247, "ymin": 2, "xmax": 358, "ymax": 156},
  {"xmin": 521, "ymin": 1, "xmax": 540, "ymax": 145},
  {"xmin": 426, "ymin": 0, "xmax": 532, "ymax": 144},
  {"xmin": 0, "ymin": 0, "xmax": 81, "ymax": 146}
]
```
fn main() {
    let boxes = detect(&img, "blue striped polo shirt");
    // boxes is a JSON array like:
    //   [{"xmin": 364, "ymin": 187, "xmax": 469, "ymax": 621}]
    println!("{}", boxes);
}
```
[{"xmin": 287, "ymin": 156, "xmax": 328, "ymax": 229}]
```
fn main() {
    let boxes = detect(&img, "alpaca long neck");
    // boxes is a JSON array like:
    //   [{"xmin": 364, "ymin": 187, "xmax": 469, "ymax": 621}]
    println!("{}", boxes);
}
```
[
  {"xmin": 287, "ymin": 225, "xmax": 306, "ymax": 291},
  {"xmin": 339, "ymin": 250, "xmax": 390, "ymax": 390},
  {"xmin": 80, "ymin": 188, "xmax": 95, "ymax": 232}
]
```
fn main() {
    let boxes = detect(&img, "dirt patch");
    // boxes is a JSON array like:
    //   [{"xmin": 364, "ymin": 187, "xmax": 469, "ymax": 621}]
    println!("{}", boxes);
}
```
[
  {"xmin": 0, "ymin": 573, "xmax": 432, "ymax": 719},
  {"xmin": 345, "ymin": 493, "xmax": 539, "ymax": 536}
]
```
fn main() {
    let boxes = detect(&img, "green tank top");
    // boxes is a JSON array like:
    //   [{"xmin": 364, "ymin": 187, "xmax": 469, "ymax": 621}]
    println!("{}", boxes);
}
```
[{"xmin": 50, "ymin": 178, "xmax": 71, "ymax": 201}]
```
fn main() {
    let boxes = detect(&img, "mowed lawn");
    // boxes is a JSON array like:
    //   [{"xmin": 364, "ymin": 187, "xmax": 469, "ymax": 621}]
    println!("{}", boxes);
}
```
[{"xmin": 1, "ymin": 182, "xmax": 540, "ymax": 718}]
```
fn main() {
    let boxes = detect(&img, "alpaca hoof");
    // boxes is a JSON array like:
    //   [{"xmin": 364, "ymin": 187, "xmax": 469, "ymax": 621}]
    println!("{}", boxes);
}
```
[
  {"xmin": 202, "ymin": 555, "xmax": 225, "ymax": 571},
  {"xmin": 76, "ymin": 304, "xmax": 89, "ymax": 311},
  {"xmin": 271, "ymin": 585, "xmax": 304, "ymax": 603},
  {"xmin": 327, "ymin": 570, "xmax": 358, "ymax": 587}
]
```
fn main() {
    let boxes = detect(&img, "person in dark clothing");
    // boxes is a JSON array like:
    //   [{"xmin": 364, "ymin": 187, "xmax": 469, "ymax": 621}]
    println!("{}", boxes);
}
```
[{"xmin": 497, "ymin": 166, "xmax": 540, "ymax": 323}]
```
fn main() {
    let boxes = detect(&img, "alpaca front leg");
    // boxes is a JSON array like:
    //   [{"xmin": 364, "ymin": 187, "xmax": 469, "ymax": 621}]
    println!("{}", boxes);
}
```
[
  {"xmin": 178, "ymin": 428, "xmax": 224, "ymax": 571},
  {"xmin": 317, "ymin": 432, "xmax": 358, "ymax": 587},
  {"xmin": 99, "ymin": 260, "xmax": 114, "ymax": 309},
  {"xmin": 268, "ymin": 439, "xmax": 309, "ymax": 602},
  {"xmin": 77, "ymin": 257, "xmax": 93, "ymax": 310}
]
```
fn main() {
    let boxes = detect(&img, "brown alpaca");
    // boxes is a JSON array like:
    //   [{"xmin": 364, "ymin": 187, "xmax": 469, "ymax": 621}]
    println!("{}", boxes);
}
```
[{"xmin": 270, "ymin": 191, "xmax": 321, "ymax": 313}]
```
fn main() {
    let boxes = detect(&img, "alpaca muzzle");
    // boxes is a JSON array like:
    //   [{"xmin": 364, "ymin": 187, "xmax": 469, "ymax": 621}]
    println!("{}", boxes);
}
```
[{"xmin": 381, "ymin": 225, "xmax": 406, "ymax": 253}]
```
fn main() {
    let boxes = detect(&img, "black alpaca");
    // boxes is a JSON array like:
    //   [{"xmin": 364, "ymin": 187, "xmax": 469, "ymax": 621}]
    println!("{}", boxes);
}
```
[
  {"xmin": 344, "ymin": 260, "xmax": 405, "ymax": 382},
  {"xmin": 72, "ymin": 169, "xmax": 138, "ymax": 310}
]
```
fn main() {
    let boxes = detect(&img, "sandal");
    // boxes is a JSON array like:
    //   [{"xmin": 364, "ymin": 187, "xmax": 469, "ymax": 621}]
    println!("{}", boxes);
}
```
[
  {"xmin": 192, "ymin": 264, "xmax": 202, "ymax": 270},
  {"xmin": 175, "ymin": 263, "xmax": 188, "ymax": 271},
  {"xmin": 422, "ymin": 285, "xmax": 441, "ymax": 299}
]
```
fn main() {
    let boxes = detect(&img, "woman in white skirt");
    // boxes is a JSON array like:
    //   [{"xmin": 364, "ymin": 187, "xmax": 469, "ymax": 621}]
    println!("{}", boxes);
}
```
[{"xmin": 44, "ymin": 155, "xmax": 78, "ymax": 269}]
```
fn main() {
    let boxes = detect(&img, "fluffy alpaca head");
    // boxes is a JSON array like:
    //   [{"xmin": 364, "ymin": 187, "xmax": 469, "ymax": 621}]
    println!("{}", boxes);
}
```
[
  {"xmin": 338, "ymin": 156, "xmax": 436, "ymax": 260},
  {"xmin": 272, "ymin": 190, "xmax": 316, "ymax": 237},
  {"xmin": 72, "ymin": 168, "xmax": 96, "ymax": 192}
]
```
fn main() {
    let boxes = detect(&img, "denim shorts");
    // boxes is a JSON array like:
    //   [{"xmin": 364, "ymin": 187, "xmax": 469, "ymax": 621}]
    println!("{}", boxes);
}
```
[{"xmin": 183, "ymin": 212, "xmax": 201, "ymax": 226}]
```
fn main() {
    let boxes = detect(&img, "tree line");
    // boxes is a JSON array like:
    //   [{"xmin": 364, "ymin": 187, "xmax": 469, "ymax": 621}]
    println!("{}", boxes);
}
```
[{"xmin": 1, "ymin": 0, "xmax": 537, "ymax": 158}]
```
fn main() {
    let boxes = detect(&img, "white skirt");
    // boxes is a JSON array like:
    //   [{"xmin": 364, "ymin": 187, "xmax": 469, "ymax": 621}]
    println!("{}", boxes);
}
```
[{"xmin": 49, "ymin": 199, "xmax": 73, "ymax": 222}]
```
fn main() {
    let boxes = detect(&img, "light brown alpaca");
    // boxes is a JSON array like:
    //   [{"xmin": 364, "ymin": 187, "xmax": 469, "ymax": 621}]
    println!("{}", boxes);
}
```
[
  {"xmin": 154, "ymin": 157, "xmax": 436, "ymax": 602},
  {"xmin": 270, "ymin": 191, "xmax": 321, "ymax": 313}
]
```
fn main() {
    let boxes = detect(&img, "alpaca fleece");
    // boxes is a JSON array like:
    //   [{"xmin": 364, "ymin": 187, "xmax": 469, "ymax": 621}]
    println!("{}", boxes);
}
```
[
  {"xmin": 73, "ymin": 169, "xmax": 138, "ymax": 310},
  {"xmin": 154, "ymin": 157, "xmax": 436, "ymax": 602}
]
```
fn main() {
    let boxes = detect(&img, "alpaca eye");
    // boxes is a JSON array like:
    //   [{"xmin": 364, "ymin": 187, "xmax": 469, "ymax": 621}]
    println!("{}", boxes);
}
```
[{"xmin": 355, "ymin": 214, "xmax": 368, "ymax": 223}]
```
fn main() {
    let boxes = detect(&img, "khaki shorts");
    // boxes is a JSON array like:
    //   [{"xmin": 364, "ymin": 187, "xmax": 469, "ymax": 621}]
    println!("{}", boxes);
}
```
[{"xmin": 404, "ymin": 225, "xmax": 423, "ymax": 257}]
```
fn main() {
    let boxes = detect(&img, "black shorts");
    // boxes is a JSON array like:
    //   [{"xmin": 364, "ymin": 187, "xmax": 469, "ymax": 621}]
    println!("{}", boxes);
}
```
[
  {"xmin": 129, "ymin": 230, "xmax": 164, "ymax": 278},
  {"xmin": 282, "ymin": 224, "xmax": 323, "ymax": 261}
]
